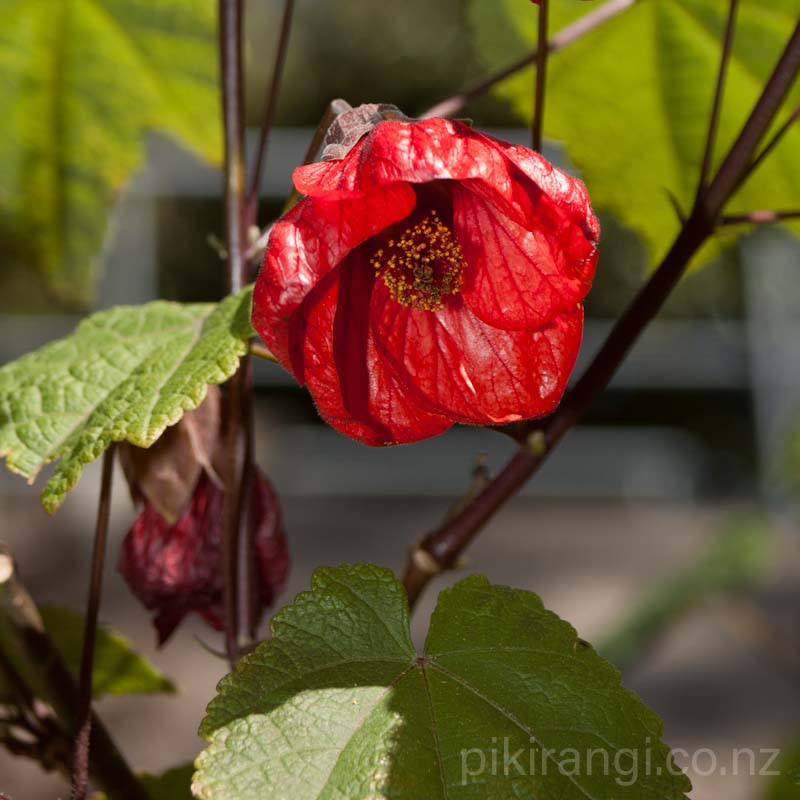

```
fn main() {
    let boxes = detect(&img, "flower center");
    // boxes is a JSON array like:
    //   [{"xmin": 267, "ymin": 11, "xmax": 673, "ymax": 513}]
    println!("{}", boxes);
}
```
[{"xmin": 370, "ymin": 211, "xmax": 465, "ymax": 311}]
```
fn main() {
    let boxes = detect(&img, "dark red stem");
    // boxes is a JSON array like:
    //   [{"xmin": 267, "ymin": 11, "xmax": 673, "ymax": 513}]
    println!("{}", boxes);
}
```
[
  {"xmin": 721, "ymin": 209, "xmax": 800, "ymax": 225},
  {"xmin": 245, "ymin": 0, "xmax": 296, "ymax": 228},
  {"xmin": 733, "ymin": 104, "xmax": 799, "ymax": 193},
  {"xmin": 697, "ymin": 0, "xmax": 739, "ymax": 192},
  {"xmin": 70, "ymin": 445, "xmax": 115, "ymax": 800},
  {"xmin": 403, "ymin": 19, "xmax": 800, "ymax": 610},
  {"xmin": 532, "ymin": 0, "xmax": 549, "ymax": 152},
  {"xmin": 218, "ymin": 0, "xmax": 251, "ymax": 667}
]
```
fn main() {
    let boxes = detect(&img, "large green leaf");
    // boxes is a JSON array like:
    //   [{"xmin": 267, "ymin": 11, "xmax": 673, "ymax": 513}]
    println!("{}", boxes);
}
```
[
  {"xmin": 0, "ymin": 286, "xmax": 253, "ymax": 513},
  {"xmin": 40, "ymin": 604, "xmax": 175, "ymax": 698},
  {"xmin": 468, "ymin": 0, "xmax": 800, "ymax": 269},
  {"xmin": 195, "ymin": 565, "xmax": 690, "ymax": 800},
  {"xmin": 0, "ymin": 0, "xmax": 220, "ymax": 307}
]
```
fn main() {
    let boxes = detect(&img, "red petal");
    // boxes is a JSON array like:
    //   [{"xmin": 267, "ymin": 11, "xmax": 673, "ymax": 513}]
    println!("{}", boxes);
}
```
[
  {"xmin": 294, "ymin": 119, "xmax": 514, "ymax": 198},
  {"xmin": 371, "ymin": 285, "xmax": 584, "ymax": 425},
  {"xmin": 292, "ymin": 261, "xmax": 452, "ymax": 445},
  {"xmin": 252, "ymin": 182, "xmax": 415, "ymax": 367},
  {"xmin": 500, "ymin": 141, "xmax": 600, "ymax": 247},
  {"xmin": 454, "ymin": 184, "xmax": 591, "ymax": 330}
]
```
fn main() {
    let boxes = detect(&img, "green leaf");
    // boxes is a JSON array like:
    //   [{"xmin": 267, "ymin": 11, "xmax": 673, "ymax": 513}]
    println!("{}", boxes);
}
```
[
  {"xmin": 195, "ymin": 565, "xmax": 691, "ymax": 800},
  {"xmin": 765, "ymin": 739, "xmax": 800, "ymax": 800},
  {"xmin": 141, "ymin": 764, "xmax": 195, "ymax": 800},
  {"xmin": 38, "ymin": 604, "xmax": 174, "ymax": 698},
  {"xmin": 467, "ymin": 0, "xmax": 800, "ymax": 269},
  {"xmin": 0, "ymin": 285, "xmax": 253, "ymax": 513},
  {"xmin": 0, "ymin": 0, "xmax": 220, "ymax": 307}
]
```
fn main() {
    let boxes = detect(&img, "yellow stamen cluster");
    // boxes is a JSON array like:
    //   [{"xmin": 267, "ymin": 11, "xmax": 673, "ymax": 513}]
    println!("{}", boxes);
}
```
[{"xmin": 371, "ymin": 211, "xmax": 465, "ymax": 311}]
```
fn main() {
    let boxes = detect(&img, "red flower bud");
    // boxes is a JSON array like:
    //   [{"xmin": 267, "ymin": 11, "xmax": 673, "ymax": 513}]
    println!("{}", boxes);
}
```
[
  {"xmin": 253, "ymin": 117, "xmax": 599, "ymax": 445},
  {"xmin": 118, "ymin": 470, "xmax": 289, "ymax": 645}
]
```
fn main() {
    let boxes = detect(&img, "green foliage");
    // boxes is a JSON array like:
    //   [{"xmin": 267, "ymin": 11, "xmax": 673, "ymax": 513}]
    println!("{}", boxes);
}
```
[
  {"xmin": 467, "ymin": 0, "xmax": 800, "ymax": 269},
  {"xmin": 194, "ymin": 565, "xmax": 690, "ymax": 800},
  {"xmin": 765, "ymin": 739, "xmax": 800, "ymax": 800},
  {"xmin": 0, "ymin": 286, "xmax": 253, "ymax": 513},
  {"xmin": 600, "ymin": 518, "xmax": 772, "ymax": 669},
  {"xmin": 141, "ymin": 764, "xmax": 196, "ymax": 800},
  {"xmin": 0, "ymin": 0, "xmax": 220, "ymax": 307},
  {"xmin": 39, "ymin": 604, "xmax": 174, "ymax": 698}
]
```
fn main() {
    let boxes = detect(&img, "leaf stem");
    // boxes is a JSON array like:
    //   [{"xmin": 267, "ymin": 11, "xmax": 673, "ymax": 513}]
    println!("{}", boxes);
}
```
[
  {"xmin": 532, "ymin": 0, "xmax": 549, "ymax": 152},
  {"xmin": 403, "ymin": 20, "xmax": 800, "ymax": 610},
  {"xmin": 70, "ymin": 445, "xmax": 115, "ymax": 800},
  {"xmin": 250, "ymin": 342, "xmax": 278, "ymax": 362},
  {"xmin": 245, "ymin": 0, "xmax": 296, "ymax": 228},
  {"xmin": 697, "ymin": 0, "xmax": 739, "ymax": 193},
  {"xmin": 419, "ymin": 0, "xmax": 635, "ymax": 120}
]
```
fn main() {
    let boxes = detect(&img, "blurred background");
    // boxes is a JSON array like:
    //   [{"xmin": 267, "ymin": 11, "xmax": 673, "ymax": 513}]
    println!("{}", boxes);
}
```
[{"xmin": 0, "ymin": 1, "xmax": 798, "ymax": 798}]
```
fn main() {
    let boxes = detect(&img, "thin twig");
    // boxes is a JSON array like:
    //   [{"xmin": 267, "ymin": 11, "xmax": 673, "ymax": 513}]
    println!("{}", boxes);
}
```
[
  {"xmin": 403, "ymin": 20, "xmax": 800, "ymax": 610},
  {"xmin": 532, "ymin": 0, "xmax": 549, "ymax": 152},
  {"xmin": 419, "ymin": 0, "xmax": 635, "ymax": 119},
  {"xmin": 734, "ymin": 104, "xmax": 799, "ymax": 191},
  {"xmin": 218, "ymin": 0, "xmax": 249, "ymax": 668},
  {"xmin": 245, "ymin": 0, "xmax": 296, "ymax": 228},
  {"xmin": 720, "ymin": 209, "xmax": 800, "ymax": 225},
  {"xmin": 697, "ymin": 0, "xmax": 739, "ymax": 193},
  {"xmin": 70, "ymin": 446, "xmax": 115, "ymax": 800}
]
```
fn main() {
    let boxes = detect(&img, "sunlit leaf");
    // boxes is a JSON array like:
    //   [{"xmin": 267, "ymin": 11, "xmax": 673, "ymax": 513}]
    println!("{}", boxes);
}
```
[
  {"xmin": 194, "ymin": 564, "xmax": 690, "ymax": 800},
  {"xmin": 0, "ymin": 0, "xmax": 220, "ymax": 306},
  {"xmin": 0, "ymin": 286, "xmax": 253, "ymax": 513},
  {"xmin": 467, "ymin": 0, "xmax": 800, "ymax": 269}
]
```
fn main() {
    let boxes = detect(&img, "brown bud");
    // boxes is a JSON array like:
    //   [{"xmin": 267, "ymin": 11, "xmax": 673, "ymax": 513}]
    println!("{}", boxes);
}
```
[{"xmin": 119, "ymin": 386, "xmax": 221, "ymax": 523}]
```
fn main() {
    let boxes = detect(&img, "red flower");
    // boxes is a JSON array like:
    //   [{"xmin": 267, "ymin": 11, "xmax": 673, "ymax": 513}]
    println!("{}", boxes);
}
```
[
  {"xmin": 118, "ymin": 471, "xmax": 289, "ymax": 645},
  {"xmin": 252, "ymin": 118, "xmax": 599, "ymax": 445}
]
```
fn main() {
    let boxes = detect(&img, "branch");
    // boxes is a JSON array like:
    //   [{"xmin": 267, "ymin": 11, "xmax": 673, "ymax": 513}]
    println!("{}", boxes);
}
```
[
  {"xmin": 71, "ymin": 446, "xmax": 115, "ymax": 800},
  {"xmin": 734, "ymin": 104, "xmax": 799, "ymax": 192},
  {"xmin": 419, "ymin": 0, "xmax": 635, "ymax": 119},
  {"xmin": 532, "ymin": 0, "xmax": 549, "ymax": 152},
  {"xmin": 697, "ymin": 0, "xmax": 739, "ymax": 192},
  {"xmin": 402, "ymin": 20, "xmax": 800, "ymax": 610},
  {"xmin": 218, "ymin": 0, "xmax": 251, "ymax": 667},
  {"xmin": 720, "ymin": 209, "xmax": 800, "ymax": 225},
  {"xmin": 245, "ymin": 0, "xmax": 296, "ymax": 228},
  {"xmin": 0, "ymin": 547, "xmax": 149, "ymax": 800}
]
